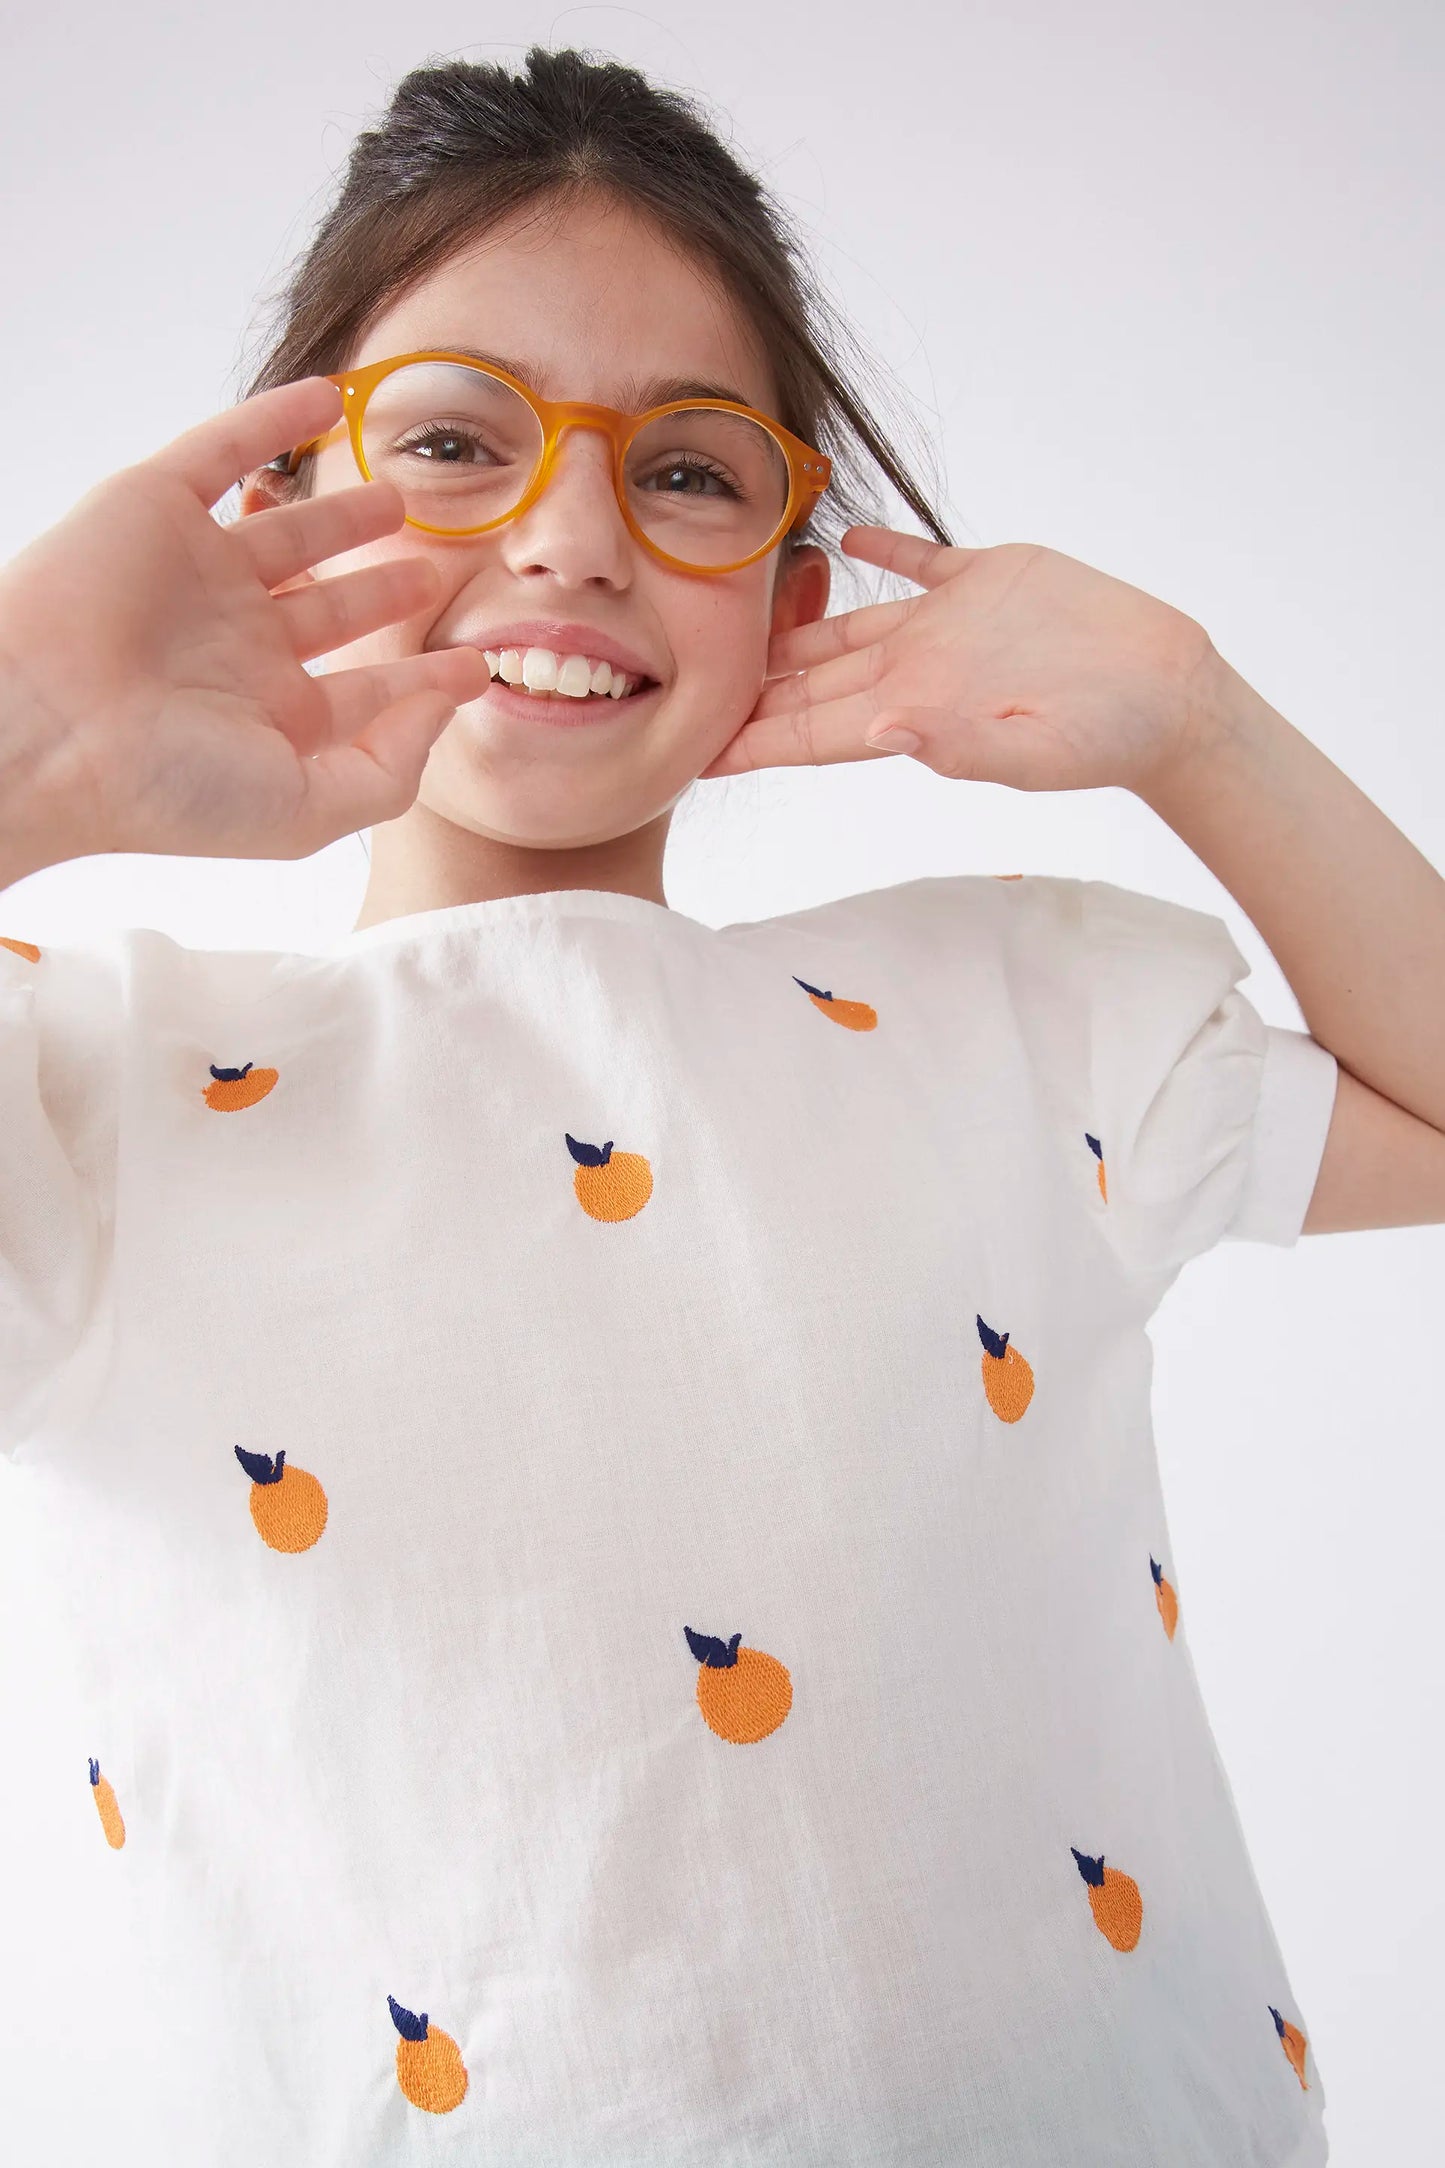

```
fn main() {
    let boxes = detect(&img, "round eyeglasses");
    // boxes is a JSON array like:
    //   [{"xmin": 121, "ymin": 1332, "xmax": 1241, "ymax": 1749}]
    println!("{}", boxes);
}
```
[{"xmin": 275, "ymin": 349, "xmax": 833, "ymax": 577}]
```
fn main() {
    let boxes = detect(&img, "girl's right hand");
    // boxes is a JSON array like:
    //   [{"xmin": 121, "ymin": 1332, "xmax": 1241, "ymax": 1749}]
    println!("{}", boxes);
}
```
[{"xmin": 0, "ymin": 376, "xmax": 491, "ymax": 871}]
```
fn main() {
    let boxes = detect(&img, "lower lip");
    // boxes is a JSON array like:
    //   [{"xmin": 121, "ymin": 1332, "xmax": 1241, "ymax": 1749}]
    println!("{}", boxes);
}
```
[{"xmin": 475, "ymin": 676, "xmax": 661, "ymax": 727}]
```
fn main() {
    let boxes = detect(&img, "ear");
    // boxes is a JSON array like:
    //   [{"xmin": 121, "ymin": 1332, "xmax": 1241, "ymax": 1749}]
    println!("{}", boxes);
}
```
[
  {"xmin": 770, "ymin": 542, "xmax": 830, "ymax": 639},
  {"xmin": 237, "ymin": 463, "xmax": 295, "ymax": 519}
]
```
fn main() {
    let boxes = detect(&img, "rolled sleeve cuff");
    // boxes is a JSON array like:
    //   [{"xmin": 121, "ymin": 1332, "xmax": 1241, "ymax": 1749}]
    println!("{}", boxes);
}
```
[{"xmin": 1226, "ymin": 1025, "xmax": 1339, "ymax": 1247}]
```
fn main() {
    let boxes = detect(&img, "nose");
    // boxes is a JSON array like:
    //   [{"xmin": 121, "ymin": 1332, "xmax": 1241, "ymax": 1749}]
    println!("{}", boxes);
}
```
[{"xmin": 499, "ymin": 420, "xmax": 632, "ymax": 586}]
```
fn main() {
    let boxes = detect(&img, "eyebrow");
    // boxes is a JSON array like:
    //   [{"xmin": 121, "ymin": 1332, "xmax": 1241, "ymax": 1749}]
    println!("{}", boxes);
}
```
[{"xmin": 415, "ymin": 342, "xmax": 749, "ymax": 409}]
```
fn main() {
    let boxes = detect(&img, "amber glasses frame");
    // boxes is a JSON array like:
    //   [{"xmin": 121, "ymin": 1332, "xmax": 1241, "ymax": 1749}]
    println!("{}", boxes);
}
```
[{"xmin": 279, "ymin": 349, "xmax": 834, "ymax": 577}]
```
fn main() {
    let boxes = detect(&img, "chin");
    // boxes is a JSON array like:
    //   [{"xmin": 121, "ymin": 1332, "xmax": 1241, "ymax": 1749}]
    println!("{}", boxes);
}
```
[
  {"xmin": 451, "ymin": 810, "xmax": 645, "ymax": 851},
  {"xmin": 420, "ymin": 721, "xmax": 701, "ymax": 849},
  {"xmin": 418, "ymin": 777, "xmax": 684, "ymax": 854}
]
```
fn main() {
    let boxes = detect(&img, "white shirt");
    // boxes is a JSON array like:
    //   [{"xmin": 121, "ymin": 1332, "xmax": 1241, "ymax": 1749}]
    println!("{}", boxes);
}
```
[{"xmin": 0, "ymin": 873, "xmax": 1337, "ymax": 2166}]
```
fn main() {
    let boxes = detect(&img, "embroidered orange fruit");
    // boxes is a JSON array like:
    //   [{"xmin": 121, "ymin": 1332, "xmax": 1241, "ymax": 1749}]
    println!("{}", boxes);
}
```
[
  {"xmin": 565, "ymin": 1133, "xmax": 653, "ymax": 1221},
  {"xmin": 1071, "ymin": 1849, "xmax": 1142, "ymax": 1950},
  {"xmin": 1150, "ymin": 1555, "xmax": 1179, "ymax": 1640},
  {"xmin": 0, "ymin": 936, "xmax": 41, "ymax": 962},
  {"xmin": 976, "ymin": 1314, "xmax": 1034, "ymax": 1422},
  {"xmin": 234, "ymin": 1445, "xmax": 328, "ymax": 1552},
  {"xmin": 203, "ymin": 1060, "xmax": 278, "ymax": 1111},
  {"xmin": 792, "ymin": 975, "xmax": 877, "ymax": 1031},
  {"xmin": 1269, "ymin": 2005, "xmax": 1309, "ymax": 2090},
  {"xmin": 387, "ymin": 1996, "xmax": 468, "ymax": 2113},
  {"xmin": 685, "ymin": 1626, "xmax": 793, "ymax": 1742},
  {"xmin": 1085, "ymin": 1131, "xmax": 1108, "ymax": 1202},
  {"xmin": 88, "ymin": 1758, "xmax": 125, "ymax": 1848}
]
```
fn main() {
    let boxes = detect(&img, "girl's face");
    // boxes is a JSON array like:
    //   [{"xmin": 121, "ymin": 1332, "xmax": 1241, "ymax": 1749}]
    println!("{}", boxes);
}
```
[{"xmin": 241, "ymin": 191, "xmax": 830, "ymax": 860}]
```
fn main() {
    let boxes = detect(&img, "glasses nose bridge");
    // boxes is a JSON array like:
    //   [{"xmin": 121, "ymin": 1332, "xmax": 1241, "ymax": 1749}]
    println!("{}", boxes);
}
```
[
  {"xmin": 530, "ymin": 401, "xmax": 634, "ymax": 526},
  {"xmin": 550, "ymin": 391, "xmax": 629, "ymax": 426},
  {"xmin": 544, "ymin": 399, "xmax": 629, "ymax": 471}
]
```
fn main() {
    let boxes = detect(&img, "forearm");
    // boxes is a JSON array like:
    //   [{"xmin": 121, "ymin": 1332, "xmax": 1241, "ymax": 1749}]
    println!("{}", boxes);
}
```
[
  {"xmin": 1136, "ymin": 649, "xmax": 1445, "ymax": 1135},
  {"xmin": 0, "ymin": 649, "xmax": 88, "ymax": 889}
]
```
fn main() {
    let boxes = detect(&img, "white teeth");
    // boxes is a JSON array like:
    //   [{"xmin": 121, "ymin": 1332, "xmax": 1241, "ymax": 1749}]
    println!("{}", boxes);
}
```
[
  {"xmin": 521, "ymin": 646, "xmax": 559, "ymax": 691},
  {"xmin": 480, "ymin": 645, "xmax": 645, "ymax": 700},
  {"xmin": 555, "ymin": 653, "xmax": 595, "ymax": 698}
]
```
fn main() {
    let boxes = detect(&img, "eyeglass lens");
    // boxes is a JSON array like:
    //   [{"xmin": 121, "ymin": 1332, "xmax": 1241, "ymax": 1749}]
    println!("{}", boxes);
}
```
[{"xmin": 358, "ymin": 361, "xmax": 792, "ymax": 566}]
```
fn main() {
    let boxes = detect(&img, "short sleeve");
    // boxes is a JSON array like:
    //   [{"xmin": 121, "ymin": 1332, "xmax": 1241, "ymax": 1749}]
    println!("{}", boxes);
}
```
[
  {"xmin": 0, "ymin": 935, "xmax": 118, "ymax": 1455},
  {"xmin": 1078, "ymin": 879, "xmax": 1338, "ymax": 1286}
]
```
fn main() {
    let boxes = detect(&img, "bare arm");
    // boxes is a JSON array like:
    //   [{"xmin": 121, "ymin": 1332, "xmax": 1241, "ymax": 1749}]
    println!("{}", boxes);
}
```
[{"xmin": 1138, "ymin": 658, "xmax": 1445, "ymax": 1231}]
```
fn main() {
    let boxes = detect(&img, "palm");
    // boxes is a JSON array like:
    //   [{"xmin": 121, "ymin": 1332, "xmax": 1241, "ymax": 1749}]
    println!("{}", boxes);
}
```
[
  {"xmin": 0, "ymin": 377, "xmax": 490, "ymax": 864},
  {"xmin": 702, "ymin": 531, "xmax": 1211, "ymax": 793},
  {"xmin": 21, "ymin": 470, "xmax": 341, "ymax": 855}
]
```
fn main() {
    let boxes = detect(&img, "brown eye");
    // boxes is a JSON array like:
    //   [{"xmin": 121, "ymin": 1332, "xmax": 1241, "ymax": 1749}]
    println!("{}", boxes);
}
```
[
  {"xmin": 640, "ymin": 454, "xmax": 741, "ymax": 500},
  {"xmin": 393, "ymin": 421, "xmax": 494, "ymax": 466}
]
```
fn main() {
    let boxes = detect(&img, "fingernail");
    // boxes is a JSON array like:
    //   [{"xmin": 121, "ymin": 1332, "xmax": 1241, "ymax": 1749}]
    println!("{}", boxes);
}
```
[{"xmin": 865, "ymin": 725, "xmax": 920, "ymax": 754}]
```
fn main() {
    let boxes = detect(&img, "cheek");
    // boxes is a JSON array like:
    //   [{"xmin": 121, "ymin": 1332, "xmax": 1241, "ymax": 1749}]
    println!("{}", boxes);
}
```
[{"xmin": 670, "ymin": 581, "xmax": 775, "ymax": 736}]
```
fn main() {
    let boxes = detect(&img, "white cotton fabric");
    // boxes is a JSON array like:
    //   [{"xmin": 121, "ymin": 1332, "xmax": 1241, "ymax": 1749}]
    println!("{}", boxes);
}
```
[{"xmin": 0, "ymin": 873, "xmax": 1338, "ymax": 2166}]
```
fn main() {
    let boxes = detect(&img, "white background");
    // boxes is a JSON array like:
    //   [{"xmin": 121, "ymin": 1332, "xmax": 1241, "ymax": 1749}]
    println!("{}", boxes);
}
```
[{"xmin": 1, "ymin": 3, "xmax": 1441, "ymax": 2159}]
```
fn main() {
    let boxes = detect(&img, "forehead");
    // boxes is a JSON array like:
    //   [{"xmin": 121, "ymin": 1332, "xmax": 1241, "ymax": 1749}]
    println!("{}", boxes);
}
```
[{"xmin": 354, "ymin": 194, "xmax": 778, "ymax": 415}]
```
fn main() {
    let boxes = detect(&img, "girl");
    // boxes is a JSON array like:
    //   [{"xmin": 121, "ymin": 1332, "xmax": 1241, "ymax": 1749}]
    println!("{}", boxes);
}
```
[{"xmin": 1, "ymin": 45, "xmax": 1441, "ymax": 2168}]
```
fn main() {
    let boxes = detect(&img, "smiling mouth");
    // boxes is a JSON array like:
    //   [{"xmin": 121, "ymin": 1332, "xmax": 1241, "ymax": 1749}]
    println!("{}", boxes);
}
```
[
  {"xmin": 473, "ymin": 647, "xmax": 661, "ymax": 704},
  {"xmin": 487, "ymin": 678, "xmax": 659, "ymax": 703},
  {"xmin": 485, "ymin": 672, "xmax": 667, "ymax": 706},
  {"xmin": 477, "ymin": 674, "xmax": 662, "ymax": 723}
]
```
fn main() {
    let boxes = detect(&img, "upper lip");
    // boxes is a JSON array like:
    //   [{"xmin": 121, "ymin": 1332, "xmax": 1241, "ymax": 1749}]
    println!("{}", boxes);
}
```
[{"xmin": 447, "ymin": 620, "xmax": 662, "ymax": 683}]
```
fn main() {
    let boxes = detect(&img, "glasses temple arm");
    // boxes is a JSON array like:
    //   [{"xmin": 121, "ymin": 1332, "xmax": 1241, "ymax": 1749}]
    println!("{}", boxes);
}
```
[{"xmin": 280, "ymin": 416, "xmax": 350, "ymax": 474}]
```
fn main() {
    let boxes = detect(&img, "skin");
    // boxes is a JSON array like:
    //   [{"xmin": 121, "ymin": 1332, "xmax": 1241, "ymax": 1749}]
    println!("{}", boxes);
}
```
[
  {"xmin": 239, "ymin": 189, "xmax": 830, "ymax": 929},
  {"xmin": 4, "ymin": 183, "xmax": 1441, "ymax": 1240}
]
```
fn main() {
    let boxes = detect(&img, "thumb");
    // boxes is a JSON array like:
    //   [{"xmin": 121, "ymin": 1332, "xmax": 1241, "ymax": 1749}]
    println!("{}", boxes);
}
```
[
  {"xmin": 293, "ymin": 687, "xmax": 459, "ymax": 851},
  {"xmin": 863, "ymin": 708, "xmax": 1049, "ymax": 787},
  {"xmin": 862, "ymin": 719, "xmax": 922, "ymax": 756}
]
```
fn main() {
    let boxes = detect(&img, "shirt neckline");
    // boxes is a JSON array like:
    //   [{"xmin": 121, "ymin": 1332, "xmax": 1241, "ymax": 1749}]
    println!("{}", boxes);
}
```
[{"xmin": 320, "ymin": 885, "xmax": 710, "ymax": 953}]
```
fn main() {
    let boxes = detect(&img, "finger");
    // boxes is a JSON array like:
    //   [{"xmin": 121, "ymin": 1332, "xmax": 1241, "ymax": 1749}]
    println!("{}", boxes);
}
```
[
  {"xmin": 748, "ymin": 639, "xmax": 887, "ymax": 725},
  {"xmin": 149, "ymin": 377, "xmax": 345, "ymax": 512},
  {"xmin": 312, "ymin": 646, "xmax": 493, "ymax": 746},
  {"xmin": 236, "ymin": 479, "xmax": 408, "ymax": 592},
  {"xmin": 764, "ymin": 594, "xmax": 919, "ymax": 678},
  {"xmin": 697, "ymin": 688, "xmax": 904, "ymax": 778},
  {"xmin": 840, "ymin": 524, "xmax": 984, "ymax": 589},
  {"xmin": 287, "ymin": 688, "xmax": 461, "ymax": 856},
  {"xmin": 275, "ymin": 556, "xmax": 447, "ymax": 662},
  {"xmin": 863, "ymin": 708, "xmax": 1063, "ymax": 790}
]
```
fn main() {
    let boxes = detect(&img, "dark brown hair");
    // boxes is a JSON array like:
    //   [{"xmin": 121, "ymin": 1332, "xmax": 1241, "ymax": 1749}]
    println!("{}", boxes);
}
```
[{"xmin": 231, "ymin": 45, "xmax": 953, "ymax": 586}]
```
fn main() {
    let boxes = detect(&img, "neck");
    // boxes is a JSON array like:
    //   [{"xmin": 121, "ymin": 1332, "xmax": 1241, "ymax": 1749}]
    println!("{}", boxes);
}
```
[{"xmin": 349, "ymin": 799, "xmax": 672, "ymax": 932}]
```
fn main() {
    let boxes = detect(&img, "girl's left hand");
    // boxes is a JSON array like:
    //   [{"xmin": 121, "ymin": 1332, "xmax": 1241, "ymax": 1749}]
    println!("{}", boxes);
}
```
[{"xmin": 697, "ymin": 528, "xmax": 1224, "ymax": 793}]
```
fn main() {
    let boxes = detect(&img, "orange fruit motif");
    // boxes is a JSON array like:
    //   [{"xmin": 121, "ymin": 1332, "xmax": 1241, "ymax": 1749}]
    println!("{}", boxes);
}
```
[
  {"xmin": 565, "ymin": 1133, "xmax": 653, "ymax": 1221},
  {"xmin": 684, "ymin": 1626, "xmax": 793, "ymax": 1743},
  {"xmin": 792, "ymin": 975, "xmax": 877, "ymax": 1031},
  {"xmin": 387, "ymin": 1996, "xmax": 468, "ymax": 2113},
  {"xmin": 976, "ymin": 1314, "xmax": 1035, "ymax": 1423},
  {"xmin": 992, "ymin": 873, "xmax": 1024, "ymax": 880},
  {"xmin": 1269, "ymin": 2005, "xmax": 1309, "ymax": 2090},
  {"xmin": 1150, "ymin": 1555, "xmax": 1179, "ymax": 1640},
  {"xmin": 233, "ymin": 1445, "xmax": 328, "ymax": 1552},
  {"xmin": 203, "ymin": 1061, "xmax": 279, "ymax": 1112},
  {"xmin": 88, "ymin": 1759, "xmax": 125, "ymax": 1849},
  {"xmin": 0, "ymin": 936, "xmax": 41, "ymax": 962},
  {"xmin": 1071, "ymin": 1848, "xmax": 1143, "ymax": 1951},
  {"xmin": 1085, "ymin": 1130, "xmax": 1108, "ymax": 1202}
]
